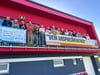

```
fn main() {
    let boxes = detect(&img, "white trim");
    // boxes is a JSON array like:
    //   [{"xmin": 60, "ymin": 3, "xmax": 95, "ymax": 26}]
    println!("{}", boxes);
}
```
[
  {"xmin": 0, "ymin": 63, "xmax": 9, "ymax": 74},
  {"xmin": 83, "ymin": 57, "xmax": 96, "ymax": 75},
  {"xmin": 73, "ymin": 59, "xmax": 77, "ymax": 65},
  {"xmin": 94, "ymin": 55, "xmax": 99, "ymax": 58},
  {"xmin": 0, "ymin": 56, "xmax": 82, "ymax": 63},
  {"xmin": 53, "ymin": 59, "xmax": 64, "ymax": 67},
  {"xmin": 98, "ymin": 68, "xmax": 100, "ymax": 71}
]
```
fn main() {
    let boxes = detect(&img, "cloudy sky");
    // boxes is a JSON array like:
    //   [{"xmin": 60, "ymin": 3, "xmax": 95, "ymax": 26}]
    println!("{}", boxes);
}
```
[{"xmin": 31, "ymin": 0, "xmax": 100, "ymax": 40}]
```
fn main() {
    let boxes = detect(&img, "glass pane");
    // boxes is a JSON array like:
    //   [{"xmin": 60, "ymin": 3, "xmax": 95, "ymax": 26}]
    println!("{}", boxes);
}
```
[{"xmin": 0, "ymin": 64, "xmax": 7, "ymax": 70}]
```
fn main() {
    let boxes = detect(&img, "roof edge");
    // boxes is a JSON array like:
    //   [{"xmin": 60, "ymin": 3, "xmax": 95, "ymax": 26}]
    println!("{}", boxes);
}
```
[{"xmin": 28, "ymin": 0, "xmax": 93, "ymax": 23}]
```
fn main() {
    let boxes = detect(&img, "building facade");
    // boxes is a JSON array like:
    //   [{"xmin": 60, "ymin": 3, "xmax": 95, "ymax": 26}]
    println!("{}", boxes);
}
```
[{"xmin": 0, "ymin": 0, "xmax": 100, "ymax": 75}]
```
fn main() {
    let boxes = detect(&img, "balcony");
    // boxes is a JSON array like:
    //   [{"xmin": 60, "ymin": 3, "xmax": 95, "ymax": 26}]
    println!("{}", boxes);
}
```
[
  {"xmin": 0, "ymin": 42, "xmax": 100, "ymax": 54},
  {"xmin": 0, "ymin": 25, "xmax": 100, "ymax": 54}
]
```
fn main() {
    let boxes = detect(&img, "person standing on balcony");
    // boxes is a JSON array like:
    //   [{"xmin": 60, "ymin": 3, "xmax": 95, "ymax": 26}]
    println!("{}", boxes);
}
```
[
  {"xmin": 61, "ymin": 28, "xmax": 65, "ymax": 35},
  {"xmin": 19, "ymin": 20, "xmax": 27, "ymax": 29},
  {"xmin": 65, "ymin": 29, "xmax": 69, "ymax": 36},
  {"xmin": 2, "ymin": 16, "xmax": 12, "ymax": 27},
  {"xmin": 27, "ymin": 21, "xmax": 34, "ymax": 45},
  {"xmin": 56, "ymin": 28, "xmax": 61, "ymax": 35},
  {"xmin": 19, "ymin": 21, "xmax": 27, "ymax": 45},
  {"xmin": 86, "ymin": 34, "xmax": 90, "ymax": 39},
  {"xmin": 12, "ymin": 19, "xmax": 19, "ymax": 28},
  {"xmin": 33, "ymin": 25, "xmax": 40, "ymax": 46},
  {"xmin": 51, "ymin": 26, "xmax": 56, "ymax": 35},
  {"xmin": 76, "ymin": 32, "xmax": 81, "ymax": 37},
  {"xmin": 46, "ymin": 27, "xmax": 51, "ymax": 34},
  {"xmin": 69, "ymin": 31, "xmax": 73, "ymax": 36},
  {"xmin": 72, "ymin": 32, "xmax": 76, "ymax": 37},
  {"xmin": 82, "ymin": 33, "xmax": 86, "ymax": 39},
  {"xmin": 39, "ymin": 25, "xmax": 45, "ymax": 46}
]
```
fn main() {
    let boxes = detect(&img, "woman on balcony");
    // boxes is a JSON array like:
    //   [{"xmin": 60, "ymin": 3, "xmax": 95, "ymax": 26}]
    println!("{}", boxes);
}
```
[
  {"xmin": 56, "ymin": 28, "xmax": 61, "ymax": 35},
  {"xmin": 46, "ymin": 27, "xmax": 51, "ymax": 34}
]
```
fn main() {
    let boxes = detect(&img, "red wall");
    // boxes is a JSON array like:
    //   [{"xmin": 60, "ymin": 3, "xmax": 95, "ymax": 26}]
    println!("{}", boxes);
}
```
[{"xmin": 0, "ymin": 6, "xmax": 88, "ymax": 35}]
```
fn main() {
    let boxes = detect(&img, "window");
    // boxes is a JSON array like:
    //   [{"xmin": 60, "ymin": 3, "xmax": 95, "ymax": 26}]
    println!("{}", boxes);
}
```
[
  {"xmin": 0, "ymin": 63, "xmax": 9, "ymax": 74},
  {"xmin": 73, "ymin": 59, "xmax": 77, "ymax": 65},
  {"xmin": 53, "ymin": 59, "xmax": 64, "ymax": 67}
]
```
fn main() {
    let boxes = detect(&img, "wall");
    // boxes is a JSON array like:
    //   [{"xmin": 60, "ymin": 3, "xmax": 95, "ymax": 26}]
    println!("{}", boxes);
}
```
[
  {"xmin": 4, "ymin": 59, "xmax": 85, "ymax": 75},
  {"xmin": 0, "ymin": 5, "xmax": 88, "ymax": 35},
  {"xmin": 94, "ymin": 57, "xmax": 100, "ymax": 75}
]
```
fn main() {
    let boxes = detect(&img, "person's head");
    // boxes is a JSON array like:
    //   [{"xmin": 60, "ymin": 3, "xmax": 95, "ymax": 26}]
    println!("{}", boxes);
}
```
[
  {"xmin": 61, "ymin": 28, "xmax": 64, "ymax": 31},
  {"xmin": 29, "ymin": 21, "xmax": 32, "ymax": 25},
  {"xmin": 14, "ymin": 19, "xmax": 18, "ymax": 23},
  {"xmin": 36, "ymin": 24, "xmax": 39, "ymax": 28},
  {"xmin": 83, "ymin": 33, "xmax": 86, "ymax": 36},
  {"xmin": 58, "ymin": 28, "xmax": 60, "ymax": 31},
  {"xmin": 21, "ymin": 20, "xmax": 25, "ymax": 24},
  {"xmin": 36, "ymin": 27, "xmax": 39, "ymax": 30},
  {"xmin": 73, "ymin": 32, "xmax": 75, "ymax": 34},
  {"xmin": 41, "ymin": 25, "xmax": 44, "ymax": 28},
  {"xmin": 70, "ymin": 31, "xmax": 72, "ymax": 34},
  {"xmin": 6, "ymin": 16, "xmax": 10, "ymax": 21},
  {"xmin": 78, "ymin": 32, "xmax": 80, "ymax": 35},
  {"xmin": 52, "ymin": 26, "xmax": 55, "ymax": 29},
  {"xmin": 66, "ymin": 29, "xmax": 68, "ymax": 32},
  {"xmin": 87, "ymin": 34, "xmax": 89, "ymax": 36},
  {"xmin": 48, "ymin": 27, "xmax": 50, "ymax": 30}
]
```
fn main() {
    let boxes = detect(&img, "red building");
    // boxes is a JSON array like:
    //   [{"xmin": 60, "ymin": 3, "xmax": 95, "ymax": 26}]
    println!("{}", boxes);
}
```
[{"xmin": 0, "ymin": 0, "xmax": 100, "ymax": 75}]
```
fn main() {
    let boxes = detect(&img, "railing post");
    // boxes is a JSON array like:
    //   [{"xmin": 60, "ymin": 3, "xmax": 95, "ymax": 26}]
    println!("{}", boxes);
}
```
[
  {"xmin": 57, "ymin": 46, "xmax": 58, "ymax": 52},
  {"xmin": 48, "ymin": 46, "xmax": 50, "ymax": 51}
]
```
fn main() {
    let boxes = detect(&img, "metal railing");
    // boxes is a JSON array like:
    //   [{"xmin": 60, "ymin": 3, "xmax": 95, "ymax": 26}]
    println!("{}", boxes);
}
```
[{"xmin": 0, "ymin": 42, "xmax": 99, "ymax": 51}]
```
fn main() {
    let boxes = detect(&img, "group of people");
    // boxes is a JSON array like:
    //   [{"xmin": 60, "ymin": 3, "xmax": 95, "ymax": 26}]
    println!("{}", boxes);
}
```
[
  {"xmin": 46, "ymin": 26, "xmax": 90, "ymax": 39},
  {"xmin": 1, "ymin": 16, "xmax": 90, "ymax": 46}
]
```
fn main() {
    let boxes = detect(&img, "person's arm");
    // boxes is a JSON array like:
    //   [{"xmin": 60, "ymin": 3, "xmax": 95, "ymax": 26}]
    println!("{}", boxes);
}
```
[
  {"xmin": 25, "ymin": 25, "xmax": 27, "ymax": 29},
  {"xmin": 9, "ymin": 21, "xmax": 12, "ymax": 27},
  {"xmin": 19, "ymin": 24, "xmax": 22, "ymax": 28},
  {"xmin": 17, "ymin": 24, "xmax": 19, "ymax": 28},
  {"xmin": 12, "ymin": 22, "xmax": 15, "ymax": 27},
  {"xmin": 39, "ymin": 28, "xmax": 41, "ymax": 32}
]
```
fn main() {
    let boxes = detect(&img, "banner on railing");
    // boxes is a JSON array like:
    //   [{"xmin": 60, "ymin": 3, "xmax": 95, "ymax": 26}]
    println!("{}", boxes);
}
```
[
  {"xmin": 45, "ymin": 34, "xmax": 98, "ymax": 48},
  {"xmin": 0, "ymin": 26, "xmax": 26, "ymax": 44}
]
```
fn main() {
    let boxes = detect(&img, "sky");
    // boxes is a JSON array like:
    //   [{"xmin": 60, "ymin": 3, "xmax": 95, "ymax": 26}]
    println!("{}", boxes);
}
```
[{"xmin": 31, "ymin": 0, "xmax": 100, "ymax": 40}]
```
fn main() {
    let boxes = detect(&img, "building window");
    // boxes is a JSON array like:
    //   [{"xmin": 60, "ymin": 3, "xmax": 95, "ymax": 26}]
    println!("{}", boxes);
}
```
[
  {"xmin": 53, "ymin": 59, "xmax": 64, "ymax": 67},
  {"xmin": 0, "ymin": 63, "xmax": 9, "ymax": 74},
  {"xmin": 73, "ymin": 59, "xmax": 77, "ymax": 65}
]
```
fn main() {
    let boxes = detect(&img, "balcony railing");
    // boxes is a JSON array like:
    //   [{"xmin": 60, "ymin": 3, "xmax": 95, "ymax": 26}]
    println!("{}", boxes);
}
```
[{"xmin": 0, "ymin": 25, "xmax": 99, "ymax": 51}]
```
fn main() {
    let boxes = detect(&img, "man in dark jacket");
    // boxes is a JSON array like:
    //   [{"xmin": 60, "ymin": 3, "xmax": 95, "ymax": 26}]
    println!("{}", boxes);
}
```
[
  {"xmin": 2, "ymin": 16, "xmax": 12, "ymax": 27},
  {"xmin": 19, "ymin": 20, "xmax": 27, "ymax": 29}
]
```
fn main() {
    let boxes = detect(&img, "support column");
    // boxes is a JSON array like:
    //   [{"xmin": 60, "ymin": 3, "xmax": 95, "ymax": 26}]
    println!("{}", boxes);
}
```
[
  {"xmin": 91, "ymin": 56, "xmax": 99, "ymax": 75},
  {"xmin": 83, "ymin": 57, "xmax": 96, "ymax": 75}
]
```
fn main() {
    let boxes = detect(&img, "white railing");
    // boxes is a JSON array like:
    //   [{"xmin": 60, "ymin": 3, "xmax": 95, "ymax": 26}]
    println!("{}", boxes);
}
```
[{"xmin": 0, "ymin": 25, "xmax": 99, "ymax": 49}]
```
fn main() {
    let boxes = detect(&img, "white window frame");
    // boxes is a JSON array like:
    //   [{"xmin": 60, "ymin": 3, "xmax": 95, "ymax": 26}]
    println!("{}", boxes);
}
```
[
  {"xmin": 53, "ymin": 59, "xmax": 64, "ymax": 67},
  {"xmin": 0, "ymin": 63, "xmax": 9, "ymax": 74},
  {"xmin": 73, "ymin": 59, "xmax": 77, "ymax": 65}
]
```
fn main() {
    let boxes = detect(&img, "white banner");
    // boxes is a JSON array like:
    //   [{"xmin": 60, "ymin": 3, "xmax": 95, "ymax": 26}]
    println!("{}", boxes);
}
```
[
  {"xmin": 0, "ymin": 26, "xmax": 26, "ymax": 44},
  {"xmin": 45, "ymin": 34, "xmax": 98, "ymax": 48}
]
